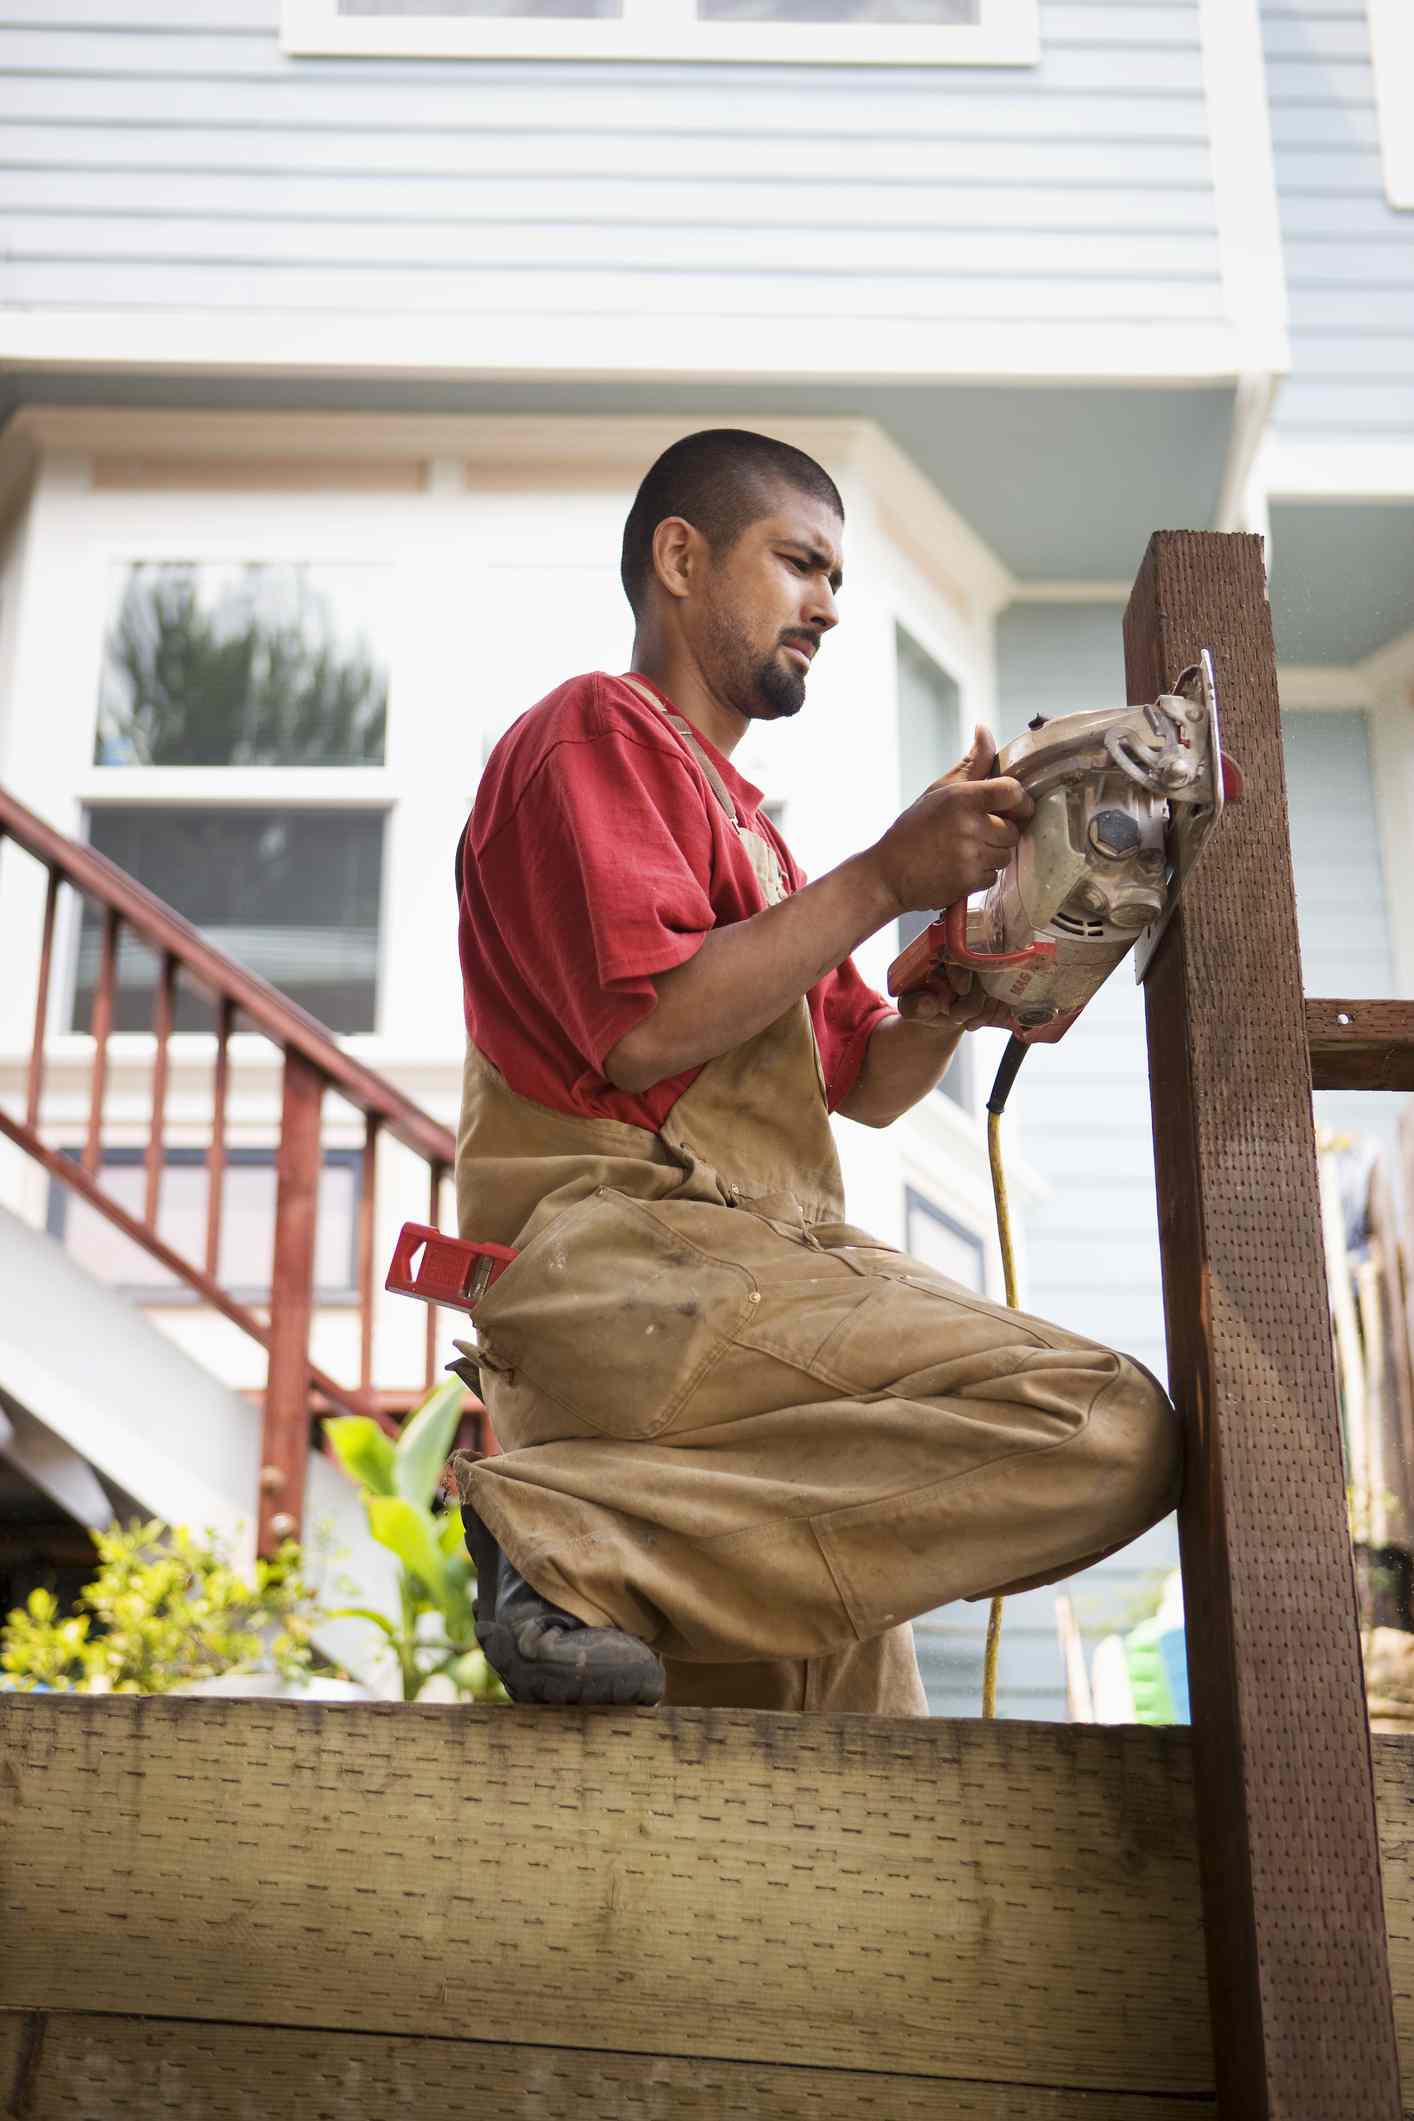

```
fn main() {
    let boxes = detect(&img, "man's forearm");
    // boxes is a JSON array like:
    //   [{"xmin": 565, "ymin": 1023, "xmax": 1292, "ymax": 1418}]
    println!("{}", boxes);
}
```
[
  {"xmin": 604, "ymin": 852, "xmax": 896, "ymax": 1093},
  {"xmin": 836, "ymin": 1012, "xmax": 963, "ymax": 1128}
]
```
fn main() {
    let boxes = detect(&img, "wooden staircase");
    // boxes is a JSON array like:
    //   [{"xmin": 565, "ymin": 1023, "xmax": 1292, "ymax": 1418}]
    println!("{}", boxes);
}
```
[{"xmin": 0, "ymin": 778, "xmax": 476, "ymax": 1555}]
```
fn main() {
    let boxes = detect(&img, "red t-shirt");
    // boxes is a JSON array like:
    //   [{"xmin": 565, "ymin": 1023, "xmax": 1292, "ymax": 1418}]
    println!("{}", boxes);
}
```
[{"xmin": 457, "ymin": 670, "xmax": 894, "ymax": 1129}]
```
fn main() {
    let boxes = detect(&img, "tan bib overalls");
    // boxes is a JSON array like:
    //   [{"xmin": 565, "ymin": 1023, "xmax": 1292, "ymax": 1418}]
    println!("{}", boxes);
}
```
[{"xmin": 456, "ymin": 696, "xmax": 1180, "ymax": 1715}]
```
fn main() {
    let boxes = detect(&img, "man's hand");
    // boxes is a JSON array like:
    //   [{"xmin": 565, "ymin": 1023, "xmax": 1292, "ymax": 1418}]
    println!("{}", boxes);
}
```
[
  {"xmin": 867, "ymin": 725, "xmax": 1034, "ymax": 919},
  {"xmin": 896, "ymin": 964, "xmax": 1016, "ymax": 1035},
  {"xmin": 605, "ymin": 727, "xmax": 1031, "ymax": 1097}
]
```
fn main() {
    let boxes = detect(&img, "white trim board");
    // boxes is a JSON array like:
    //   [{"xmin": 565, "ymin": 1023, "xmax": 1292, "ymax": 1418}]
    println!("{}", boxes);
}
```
[
  {"xmin": 1276, "ymin": 634, "xmax": 1414, "ymax": 713},
  {"xmin": 281, "ymin": 0, "xmax": 1040, "ymax": 67},
  {"xmin": 1368, "ymin": 0, "xmax": 1414, "ymax": 214},
  {"xmin": 0, "ymin": 310, "xmax": 1249, "ymax": 392},
  {"xmin": 0, "ymin": 407, "xmax": 1017, "ymax": 619},
  {"xmin": 1277, "ymin": 666, "xmax": 1375, "ymax": 713},
  {"xmin": 1196, "ymin": 0, "xmax": 1289, "ymax": 379},
  {"xmin": 1260, "ymin": 439, "xmax": 1414, "ymax": 503},
  {"xmin": 1215, "ymin": 370, "xmax": 1281, "ymax": 536},
  {"xmin": 1195, "ymin": 0, "xmax": 1289, "ymax": 534}
]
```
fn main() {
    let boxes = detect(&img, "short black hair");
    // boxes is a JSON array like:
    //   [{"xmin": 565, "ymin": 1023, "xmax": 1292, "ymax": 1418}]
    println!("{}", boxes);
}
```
[{"xmin": 620, "ymin": 429, "xmax": 844, "ymax": 615}]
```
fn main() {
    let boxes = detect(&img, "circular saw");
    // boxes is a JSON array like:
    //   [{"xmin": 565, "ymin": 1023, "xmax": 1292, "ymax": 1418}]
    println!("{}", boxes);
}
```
[{"xmin": 886, "ymin": 650, "xmax": 1245, "ymax": 1043}]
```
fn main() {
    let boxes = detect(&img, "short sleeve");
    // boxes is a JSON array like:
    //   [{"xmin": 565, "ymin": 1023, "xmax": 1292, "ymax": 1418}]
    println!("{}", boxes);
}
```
[
  {"xmin": 759, "ymin": 816, "xmax": 893, "ymax": 1111},
  {"xmin": 474, "ymin": 729, "xmax": 717, "ymax": 1072},
  {"xmin": 814, "ymin": 956, "xmax": 896, "ymax": 1112}
]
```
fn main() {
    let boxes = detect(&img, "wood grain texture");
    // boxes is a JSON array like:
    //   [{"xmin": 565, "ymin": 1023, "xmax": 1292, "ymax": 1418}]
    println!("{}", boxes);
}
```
[
  {"xmin": 1307, "ymin": 1000, "xmax": 1414, "ymax": 1092},
  {"xmin": 1376, "ymin": 1736, "xmax": 1414, "ymax": 2114},
  {"xmin": 0, "ymin": 1698, "xmax": 1211, "ymax": 2097},
  {"xmin": 0, "ymin": 2014, "xmax": 1215, "ymax": 2121},
  {"xmin": 9, "ymin": 1709, "xmax": 1414, "ymax": 2113},
  {"xmin": 1124, "ymin": 532, "xmax": 1402, "ymax": 2119}
]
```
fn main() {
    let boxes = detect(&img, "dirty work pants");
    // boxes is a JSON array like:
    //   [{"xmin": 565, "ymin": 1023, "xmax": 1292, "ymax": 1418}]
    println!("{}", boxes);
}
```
[{"xmin": 461, "ymin": 1190, "xmax": 1181, "ymax": 1716}]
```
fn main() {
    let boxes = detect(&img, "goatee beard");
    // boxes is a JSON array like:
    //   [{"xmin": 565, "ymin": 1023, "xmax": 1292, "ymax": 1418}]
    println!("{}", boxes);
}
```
[
  {"xmin": 752, "ymin": 648, "xmax": 805, "ymax": 720},
  {"xmin": 702, "ymin": 598, "xmax": 807, "ymax": 720}
]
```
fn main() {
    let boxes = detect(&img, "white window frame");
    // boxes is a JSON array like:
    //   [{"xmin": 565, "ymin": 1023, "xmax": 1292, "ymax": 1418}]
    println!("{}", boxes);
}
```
[
  {"xmin": 904, "ymin": 1185, "xmax": 986, "ymax": 1295},
  {"xmin": 1368, "ymin": 0, "xmax": 1414, "ymax": 211},
  {"xmin": 281, "ymin": 0, "xmax": 1039, "ymax": 67},
  {"xmin": 76, "ymin": 541, "xmax": 399, "ymax": 1041}
]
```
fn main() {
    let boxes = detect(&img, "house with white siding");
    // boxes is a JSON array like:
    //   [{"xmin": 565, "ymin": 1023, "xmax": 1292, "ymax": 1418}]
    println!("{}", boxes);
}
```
[{"xmin": 0, "ymin": 0, "xmax": 1408, "ymax": 1713}]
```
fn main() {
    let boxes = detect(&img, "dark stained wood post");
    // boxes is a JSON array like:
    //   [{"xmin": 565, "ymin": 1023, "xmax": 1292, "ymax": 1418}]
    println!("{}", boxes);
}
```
[
  {"xmin": 205, "ymin": 996, "xmax": 234, "ymax": 1279},
  {"xmin": 260, "ymin": 1048, "xmax": 324, "ymax": 1555},
  {"xmin": 1124, "ymin": 531, "xmax": 1402, "ymax": 2118},
  {"xmin": 25, "ymin": 869, "xmax": 59, "ymax": 1131}
]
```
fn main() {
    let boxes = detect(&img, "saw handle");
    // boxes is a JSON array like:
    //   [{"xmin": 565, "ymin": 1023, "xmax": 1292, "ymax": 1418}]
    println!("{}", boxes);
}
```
[
  {"xmin": 886, "ymin": 900, "xmax": 1058, "ymax": 997},
  {"xmin": 938, "ymin": 899, "xmax": 1059, "ymax": 973}
]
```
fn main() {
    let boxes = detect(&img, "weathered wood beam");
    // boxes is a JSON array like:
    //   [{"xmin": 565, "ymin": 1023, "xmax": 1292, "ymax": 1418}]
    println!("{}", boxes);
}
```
[
  {"xmin": 9, "ymin": 1702, "xmax": 1414, "ymax": 2113},
  {"xmin": 0, "ymin": 2014, "xmax": 1214, "ymax": 2121},
  {"xmin": 0, "ymin": 1698, "xmax": 1211, "ymax": 2100},
  {"xmin": 1307, "ymin": 999, "xmax": 1414, "ymax": 1092},
  {"xmin": 1124, "ymin": 531, "xmax": 1402, "ymax": 2120}
]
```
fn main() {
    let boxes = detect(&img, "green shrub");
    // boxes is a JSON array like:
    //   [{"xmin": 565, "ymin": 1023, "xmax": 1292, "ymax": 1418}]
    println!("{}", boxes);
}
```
[{"xmin": 1, "ymin": 1520, "xmax": 321, "ymax": 1694}]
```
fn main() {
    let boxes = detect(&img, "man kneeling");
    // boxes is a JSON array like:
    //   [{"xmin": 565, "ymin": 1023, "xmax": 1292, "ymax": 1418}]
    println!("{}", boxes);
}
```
[{"xmin": 450, "ymin": 428, "xmax": 1180, "ymax": 1716}]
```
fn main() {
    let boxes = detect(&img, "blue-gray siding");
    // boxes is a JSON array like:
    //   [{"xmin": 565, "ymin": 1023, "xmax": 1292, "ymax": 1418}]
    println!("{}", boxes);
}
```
[
  {"xmin": 1262, "ymin": 0, "xmax": 1414, "ymax": 446},
  {"xmin": 918, "ymin": 602, "xmax": 1399, "ymax": 1719},
  {"xmin": 0, "ymin": 0, "xmax": 1222, "ymax": 335}
]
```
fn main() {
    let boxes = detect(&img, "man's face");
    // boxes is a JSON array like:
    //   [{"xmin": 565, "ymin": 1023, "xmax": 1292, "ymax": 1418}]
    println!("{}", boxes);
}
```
[{"xmin": 693, "ymin": 489, "xmax": 843, "ymax": 723}]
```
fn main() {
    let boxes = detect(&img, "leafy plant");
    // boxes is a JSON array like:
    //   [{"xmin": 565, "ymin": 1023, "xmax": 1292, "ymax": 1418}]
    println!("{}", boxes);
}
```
[
  {"xmin": 324, "ymin": 1380, "xmax": 504, "ymax": 1704},
  {"xmin": 1, "ymin": 1520, "xmax": 322, "ymax": 1694}
]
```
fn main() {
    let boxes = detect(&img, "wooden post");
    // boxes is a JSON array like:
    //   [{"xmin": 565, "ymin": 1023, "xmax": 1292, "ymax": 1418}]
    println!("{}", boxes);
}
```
[
  {"xmin": 1124, "ymin": 532, "xmax": 1402, "ymax": 2119},
  {"xmin": 259, "ymin": 1048, "xmax": 323, "ymax": 1555}
]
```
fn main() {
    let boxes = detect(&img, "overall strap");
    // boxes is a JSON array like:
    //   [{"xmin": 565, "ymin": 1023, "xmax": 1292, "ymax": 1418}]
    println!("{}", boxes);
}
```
[
  {"xmin": 620, "ymin": 674, "xmax": 741, "ymax": 826},
  {"xmin": 620, "ymin": 674, "xmax": 788, "ymax": 908}
]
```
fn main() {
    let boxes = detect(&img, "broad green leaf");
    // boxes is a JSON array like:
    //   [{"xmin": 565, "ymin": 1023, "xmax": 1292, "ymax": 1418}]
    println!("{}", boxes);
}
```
[
  {"xmin": 393, "ymin": 1379, "xmax": 466, "ymax": 1510},
  {"xmin": 325, "ymin": 1605, "xmax": 399, "ymax": 1642},
  {"xmin": 439, "ymin": 1510, "xmax": 469, "ymax": 1559},
  {"xmin": 323, "ymin": 1416, "xmax": 396, "ymax": 1498},
  {"xmin": 366, "ymin": 1495, "xmax": 447, "ymax": 1604}
]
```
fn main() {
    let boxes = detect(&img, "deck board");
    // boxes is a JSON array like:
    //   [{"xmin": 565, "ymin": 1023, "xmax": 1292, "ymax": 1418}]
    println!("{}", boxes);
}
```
[
  {"xmin": 5, "ymin": 1698, "xmax": 1412, "ymax": 2111},
  {"xmin": 0, "ymin": 2014, "xmax": 1215, "ymax": 2120}
]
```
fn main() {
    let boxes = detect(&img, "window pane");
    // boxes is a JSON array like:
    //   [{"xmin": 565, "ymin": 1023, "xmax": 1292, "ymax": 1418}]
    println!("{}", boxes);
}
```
[
  {"xmin": 73, "ymin": 808, "xmax": 384, "ymax": 1034},
  {"xmin": 905, "ymin": 1189, "xmax": 984, "ymax": 1293},
  {"xmin": 96, "ymin": 562, "xmax": 388, "ymax": 768},
  {"xmin": 338, "ymin": 1, "xmax": 621, "ymax": 16},
  {"xmin": 698, "ymin": 1, "xmax": 978, "ymax": 21},
  {"xmin": 52, "ymin": 1152, "xmax": 359, "ymax": 1296}
]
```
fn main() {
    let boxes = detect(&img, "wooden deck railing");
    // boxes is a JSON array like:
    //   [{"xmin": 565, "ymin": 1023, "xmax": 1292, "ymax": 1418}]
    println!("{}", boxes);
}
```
[{"xmin": 0, "ymin": 779, "xmax": 464, "ymax": 1554}]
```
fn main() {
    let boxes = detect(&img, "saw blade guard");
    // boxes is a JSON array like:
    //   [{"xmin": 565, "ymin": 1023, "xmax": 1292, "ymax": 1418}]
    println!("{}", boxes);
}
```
[{"xmin": 885, "ymin": 651, "xmax": 1241, "ymax": 1040}]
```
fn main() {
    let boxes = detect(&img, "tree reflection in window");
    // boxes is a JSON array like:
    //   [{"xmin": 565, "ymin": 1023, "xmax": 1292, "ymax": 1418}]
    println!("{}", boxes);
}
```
[{"xmin": 95, "ymin": 562, "xmax": 388, "ymax": 768}]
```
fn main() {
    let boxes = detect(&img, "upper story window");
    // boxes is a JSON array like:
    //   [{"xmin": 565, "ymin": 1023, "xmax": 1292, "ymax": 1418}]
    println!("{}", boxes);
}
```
[
  {"xmin": 1367, "ymin": 0, "xmax": 1413, "ymax": 210},
  {"xmin": 78, "ymin": 559, "xmax": 391, "ymax": 1037},
  {"xmin": 95, "ymin": 562, "xmax": 387, "ymax": 770},
  {"xmin": 282, "ymin": 0, "xmax": 1039, "ymax": 66}
]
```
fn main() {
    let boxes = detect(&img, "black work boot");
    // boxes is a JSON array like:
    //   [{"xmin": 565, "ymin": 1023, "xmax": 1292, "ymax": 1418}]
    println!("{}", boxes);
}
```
[{"xmin": 450, "ymin": 1454, "xmax": 665, "ymax": 1707}]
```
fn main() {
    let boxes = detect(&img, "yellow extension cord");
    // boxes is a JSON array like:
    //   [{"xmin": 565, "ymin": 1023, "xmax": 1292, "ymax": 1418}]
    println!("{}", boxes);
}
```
[{"xmin": 982, "ymin": 1106, "xmax": 1019, "ymax": 1720}]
